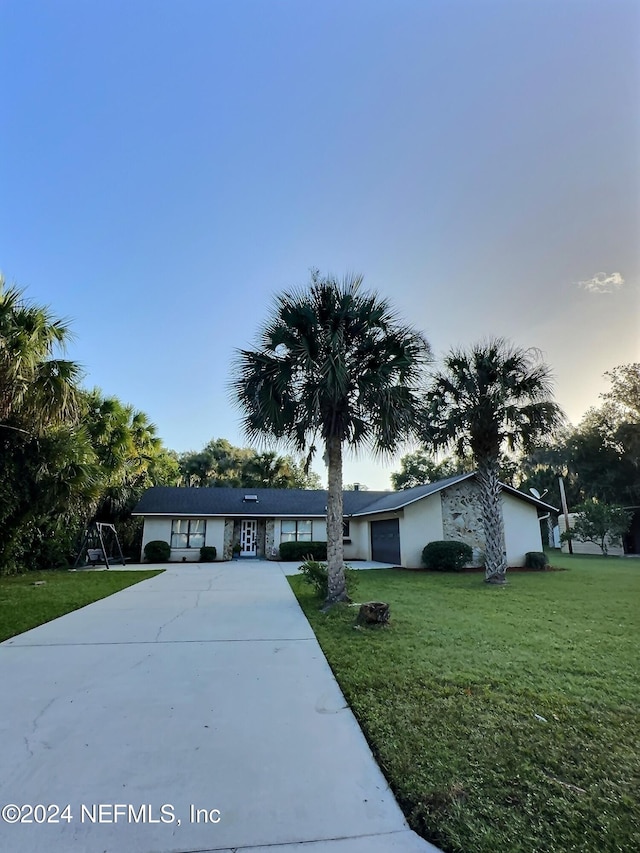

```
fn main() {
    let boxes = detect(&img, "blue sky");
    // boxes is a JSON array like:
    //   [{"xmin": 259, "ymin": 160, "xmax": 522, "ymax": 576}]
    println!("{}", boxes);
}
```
[{"xmin": 2, "ymin": 0, "xmax": 638, "ymax": 489}]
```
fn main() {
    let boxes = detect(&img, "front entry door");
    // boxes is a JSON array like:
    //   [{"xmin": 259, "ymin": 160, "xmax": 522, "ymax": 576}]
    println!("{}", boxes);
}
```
[{"xmin": 240, "ymin": 520, "xmax": 257, "ymax": 557}]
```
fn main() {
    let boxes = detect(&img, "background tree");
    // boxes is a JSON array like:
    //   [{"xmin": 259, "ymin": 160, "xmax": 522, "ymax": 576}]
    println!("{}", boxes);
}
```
[
  {"xmin": 0, "ymin": 280, "xmax": 180, "ymax": 571},
  {"xmin": 601, "ymin": 363, "xmax": 640, "ymax": 421},
  {"xmin": 423, "ymin": 338, "xmax": 564, "ymax": 583},
  {"xmin": 80, "ymin": 389, "xmax": 180, "ymax": 556},
  {"xmin": 390, "ymin": 450, "xmax": 467, "ymax": 489},
  {"xmin": 244, "ymin": 450, "xmax": 322, "ymax": 489},
  {"xmin": 178, "ymin": 438, "xmax": 256, "ymax": 487},
  {"xmin": 0, "ymin": 280, "xmax": 88, "ymax": 572},
  {"xmin": 517, "ymin": 363, "xmax": 640, "ymax": 512},
  {"xmin": 232, "ymin": 271, "xmax": 430, "ymax": 605},
  {"xmin": 0, "ymin": 277, "xmax": 81, "ymax": 433},
  {"xmin": 515, "ymin": 433, "xmax": 575, "ymax": 507},
  {"xmin": 390, "ymin": 448, "xmax": 521, "ymax": 490},
  {"xmin": 177, "ymin": 438, "xmax": 322, "ymax": 489}
]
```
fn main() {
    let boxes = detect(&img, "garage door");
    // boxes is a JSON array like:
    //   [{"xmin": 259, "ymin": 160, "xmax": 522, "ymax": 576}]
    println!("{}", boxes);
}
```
[{"xmin": 370, "ymin": 519, "xmax": 401, "ymax": 564}]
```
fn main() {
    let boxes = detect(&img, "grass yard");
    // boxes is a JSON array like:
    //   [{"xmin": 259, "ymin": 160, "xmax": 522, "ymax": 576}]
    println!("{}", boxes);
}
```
[
  {"xmin": 290, "ymin": 554, "xmax": 640, "ymax": 853},
  {"xmin": 0, "ymin": 569, "xmax": 162, "ymax": 643}
]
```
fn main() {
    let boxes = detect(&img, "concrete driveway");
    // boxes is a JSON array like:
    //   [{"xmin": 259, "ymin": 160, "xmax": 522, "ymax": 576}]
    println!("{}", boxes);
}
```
[{"xmin": 0, "ymin": 561, "xmax": 439, "ymax": 853}]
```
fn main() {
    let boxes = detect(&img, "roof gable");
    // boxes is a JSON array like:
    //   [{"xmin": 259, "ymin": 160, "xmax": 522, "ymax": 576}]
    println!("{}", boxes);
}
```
[{"xmin": 350, "ymin": 473, "xmax": 475, "ymax": 516}]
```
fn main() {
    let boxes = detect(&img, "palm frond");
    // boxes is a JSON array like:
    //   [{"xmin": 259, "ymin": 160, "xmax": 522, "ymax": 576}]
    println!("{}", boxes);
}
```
[
  {"xmin": 423, "ymin": 337, "xmax": 564, "ymax": 461},
  {"xmin": 230, "ymin": 272, "xmax": 432, "ymax": 456}
]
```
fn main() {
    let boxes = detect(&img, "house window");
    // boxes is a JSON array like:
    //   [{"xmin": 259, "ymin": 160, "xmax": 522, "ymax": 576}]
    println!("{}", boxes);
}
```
[
  {"xmin": 280, "ymin": 520, "xmax": 313, "ymax": 542},
  {"xmin": 171, "ymin": 519, "xmax": 206, "ymax": 549},
  {"xmin": 343, "ymin": 519, "xmax": 350, "ymax": 538}
]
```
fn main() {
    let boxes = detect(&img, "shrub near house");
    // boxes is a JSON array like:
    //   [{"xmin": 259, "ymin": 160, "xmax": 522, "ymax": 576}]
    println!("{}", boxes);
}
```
[
  {"xmin": 422, "ymin": 540, "xmax": 473, "ymax": 571},
  {"xmin": 143, "ymin": 540, "xmax": 170, "ymax": 562},
  {"xmin": 200, "ymin": 546, "xmax": 217, "ymax": 562},
  {"xmin": 297, "ymin": 559, "xmax": 358, "ymax": 599},
  {"xmin": 524, "ymin": 551, "xmax": 549, "ymax": 570},
  {"xmin": 279, "ymin": 541, "xmax": 328, "ymax": 561}
]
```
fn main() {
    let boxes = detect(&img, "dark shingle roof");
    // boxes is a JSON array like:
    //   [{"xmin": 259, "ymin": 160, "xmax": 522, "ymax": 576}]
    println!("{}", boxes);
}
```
[
  {"xmin": 351, "ymin": 473, "xmax": 475, "ymax": 515},
  {"xmin": 132, "ymin": 486, "xmax": 391, "ymax": 518},
  {"xmin": 132, "ymin": 474, "xmax": 558, "ymax": 518}
]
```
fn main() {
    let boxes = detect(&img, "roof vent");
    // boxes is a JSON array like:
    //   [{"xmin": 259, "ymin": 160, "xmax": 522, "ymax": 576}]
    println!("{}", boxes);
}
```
[{"xmin": 243, "ymin": 494, "xmax": 259, "ymax": 502}]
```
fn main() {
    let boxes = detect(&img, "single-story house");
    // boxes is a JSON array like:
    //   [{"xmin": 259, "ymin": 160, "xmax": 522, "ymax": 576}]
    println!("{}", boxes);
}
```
[{"xmin": 132, "ymin": 473, "xmax": 557, "ymax": 568}]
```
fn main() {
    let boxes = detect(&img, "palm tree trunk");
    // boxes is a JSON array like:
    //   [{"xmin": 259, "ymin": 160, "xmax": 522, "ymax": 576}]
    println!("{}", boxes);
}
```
[
  {"xmin": 325, "ymin": 435, "xmax": 347, "ymax": 605},
  {"xmin": 476, "ymin": 457, "xmax": 508, "ymax": 583}
]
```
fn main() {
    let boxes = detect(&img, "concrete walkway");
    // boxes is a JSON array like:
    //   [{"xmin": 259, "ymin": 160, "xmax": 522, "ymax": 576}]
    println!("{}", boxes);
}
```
[{"xmin": 0, "ymin": 561, "xmax": 440, "ymax": 853}]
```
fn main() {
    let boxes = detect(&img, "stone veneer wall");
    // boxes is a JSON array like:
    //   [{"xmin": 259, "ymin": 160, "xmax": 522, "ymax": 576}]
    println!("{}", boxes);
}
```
[
  {"xmin": 440, "ymin": 481, "xmax": 485, "ymax": 566},
  {"xmin": 232, "ymin": 520, "xmax": 242, "ymax": 553},
  {"xmin": 223, "ymin": 519, "xmax": 235, "ymax": 560},
  {"xmin": 265, "ymin": 520, "xmax": 276, "ymax": 559},
  {"xmin": 256, "ymin": 520, "xmax": 266, "ymax": 558}
]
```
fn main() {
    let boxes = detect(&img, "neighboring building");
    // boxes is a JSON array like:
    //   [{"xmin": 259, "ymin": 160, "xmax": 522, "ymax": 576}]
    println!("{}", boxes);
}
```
[
  {"xmin": 557, "ymin": 511, "xmax": 639, "ymax": 556},
  {"xmin": 624, "ymin": 508, "xmax": 640, "ymax": 554},
  {"xmin": 132, "ymin": 473, "xmax": 556, "ymax": 568}
]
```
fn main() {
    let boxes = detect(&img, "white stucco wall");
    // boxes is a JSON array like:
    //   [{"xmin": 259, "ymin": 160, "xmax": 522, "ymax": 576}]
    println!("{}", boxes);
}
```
[
  {"xmin": 344, "ymin": 518, "xmax": 369, "ymax": 561},
  {"xmin": 141, "ymin": 517, "xmax": 225, "ymax": 562},
  {"xmin": 204, "ymin": 518, "xmax": 225, "ymax": 556},
  {"xmin": 502, "ymin": 493, "xmax": 545, "ymax": 565},
  {"xmin": 312, "ymin": 519, "xmax": 327, "ymax": 541},
  {"xmin": 141, "ymin": 518, "xmax": 171, "ymax": 560},
  {"xmin": 400, "ymin": 494, "xmax": 444, "ymax": 568}
]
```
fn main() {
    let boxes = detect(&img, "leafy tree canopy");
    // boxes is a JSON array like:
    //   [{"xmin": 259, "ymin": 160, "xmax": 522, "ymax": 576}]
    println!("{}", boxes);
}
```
[
  {"xmin": 177, "ymin": 438, "xmax": 322, "ymax": 489},
  {"xmin": 390, "ymin": 450, "xmax": 468, "ymax": 490},
  {"xmin": 0, "ymin": 281, "xmax": 178, "ymax": 573},
  {"xmin": 601, "ymin": 363, "xmax": 640, "ymax": 421},
  {"xmin": 0, "ymin": 277, "xmax": 81, "ymax": 433},
  {"xmin": 517, "ymin": 363, "xmax": 640, "ymax": 509}
]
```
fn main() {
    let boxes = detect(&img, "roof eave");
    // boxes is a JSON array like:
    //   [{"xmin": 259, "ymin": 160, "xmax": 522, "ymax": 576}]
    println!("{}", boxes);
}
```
[
  {"xmin": 131, "ymin": 511, "xmax": 328, "ymax": 518},
  {"xmin": 353, "ymin": 472, "xmax": 475, "ymax": 516}
]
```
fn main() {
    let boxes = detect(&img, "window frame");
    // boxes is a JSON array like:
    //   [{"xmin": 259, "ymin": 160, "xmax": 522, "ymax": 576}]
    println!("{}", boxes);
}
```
[
  {"xmin": 171, "ymin": 518, "xmax": 207, "ymax": 549},
  {"xmin": 280, "ymin": 519, "xmax": 313, "ymax": 543}
]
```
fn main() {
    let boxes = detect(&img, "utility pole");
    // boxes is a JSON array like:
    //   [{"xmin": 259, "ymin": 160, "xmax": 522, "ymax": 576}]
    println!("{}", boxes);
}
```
[{"xmin": 558, "ymin": 474, "xmax": 573, "ymax": 554}]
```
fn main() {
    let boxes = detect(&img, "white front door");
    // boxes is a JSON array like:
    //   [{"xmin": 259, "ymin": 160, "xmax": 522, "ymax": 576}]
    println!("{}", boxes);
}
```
[{"xmin": 240, "ymin": 520, "xmax": 257, "ymax": 557}]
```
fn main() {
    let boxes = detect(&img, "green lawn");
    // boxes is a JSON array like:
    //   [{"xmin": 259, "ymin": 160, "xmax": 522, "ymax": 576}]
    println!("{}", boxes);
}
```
[
  {"xmin": 0, "ymin": 569, "xmax": 162, "ymax": 643},
  {"xmin": 290, "ymin": 554, "xmax": 640, "ymax": 853}
]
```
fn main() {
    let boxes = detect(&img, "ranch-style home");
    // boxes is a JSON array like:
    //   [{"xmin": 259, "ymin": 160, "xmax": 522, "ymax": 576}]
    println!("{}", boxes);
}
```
[{"xmin": 132, "ymin": 473, "xmax": 557, "ymax": 568}]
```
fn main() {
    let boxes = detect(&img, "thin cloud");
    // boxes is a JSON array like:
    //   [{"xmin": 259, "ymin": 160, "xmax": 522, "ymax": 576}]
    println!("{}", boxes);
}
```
[{"xmin": 577, "ymin": 272, "xmax": 625, "ymax": 293}]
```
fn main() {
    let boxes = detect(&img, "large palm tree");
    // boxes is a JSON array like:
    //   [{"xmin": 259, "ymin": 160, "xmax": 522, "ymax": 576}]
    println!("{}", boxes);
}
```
[
  {"xmin": 0, "ymin": 280, "xmax": 85, "ymax": 572},
  {"xmin": 245, "ymin": 451, "xmax": 295, "ymax": 488},
  {"xmin": 423, "ymin": 338, "xmax": 564, "ymax": 584},
  {"xmin": 232, "ymin": 271, "xmax": 431, "ymax": 605},
  {"xmin": 0, "ymin": 278, "xmax": 81, "ymax": 432},
  {"xmin": 81, "ymin": 389, "xmax": 166, "ymax": 518}
]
